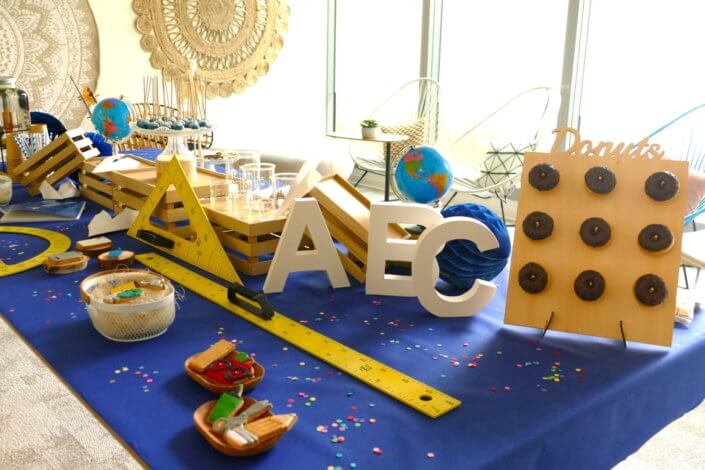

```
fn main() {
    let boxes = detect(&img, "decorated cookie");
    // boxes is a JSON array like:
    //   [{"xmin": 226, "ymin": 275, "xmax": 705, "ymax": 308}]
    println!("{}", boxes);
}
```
[
  {"xmin": 638, "ymin": 224, "xmax": 673, "ymax": 252},
  {"xmin": 574, "ymin": 270, "xmax": 605, "ymax": 301},
  {"xmin": 186, "ymin": 340, "xmax": 264, "ymax": 393},
  {"xmin": 528, "ymin": 163, "xmax": 560, "ymax": 191},
  {"xmin": 208, "ymin": 388, "xmax": 245, "ymax": 423},
  {"xmin": 76, "ymin": 236, "xmax": 113, "ymax": 257},
  {"xmin": 645, "ymin": 171, "xmax": 679, "ymax": 201},
  {"xmin": 98, "ymin": 250, "xmax": 136, "ymax": 269},
  {"xmin": 522, "ymin": 211, "xmax": 554, "ymax": 240},
  {"xmin": 204, "ymin": 351, "xmax": 256, "ymax": 385},
  {"xmin": 584, "ymin": 166, "xmax": 616, "ymax": 194},
  {"xmin": 579, "ymin": 217, "xmax": 611, "ymax": 247},
  {"xmin": 634, "ymin": 274, "xmax": 667, "ymax": 306},
  {"xmin": 518, "ymin": 262, "xmax": 548, "ymax": 294},
  {"xmin": 194, "ymin": 395, "xmax": 297, "ymax": 457},
  {"xmin": 43, "ymin": 251, "xmax": 89, "ymax": 275}
]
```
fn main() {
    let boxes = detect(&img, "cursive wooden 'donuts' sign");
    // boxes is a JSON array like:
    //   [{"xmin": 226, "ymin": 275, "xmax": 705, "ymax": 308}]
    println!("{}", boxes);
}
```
[{"xmin": 550, "ymin": 127, "xmax": 666, "ymax": 159}]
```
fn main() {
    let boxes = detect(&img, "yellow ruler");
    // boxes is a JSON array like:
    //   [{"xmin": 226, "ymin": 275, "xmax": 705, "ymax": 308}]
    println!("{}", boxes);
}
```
[
  {"xmin": 136, "ymin": 252, "xmax": 461, "ymax": 418},
  {"xmin": 0, "ymin": 226, "xmax": 71, "ymax": 277}
]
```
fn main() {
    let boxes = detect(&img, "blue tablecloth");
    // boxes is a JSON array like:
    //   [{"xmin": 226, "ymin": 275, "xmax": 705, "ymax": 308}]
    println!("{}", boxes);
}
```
[{"xmin": 2, "ymin": 182, "xmax": 705, "ymax": 470}]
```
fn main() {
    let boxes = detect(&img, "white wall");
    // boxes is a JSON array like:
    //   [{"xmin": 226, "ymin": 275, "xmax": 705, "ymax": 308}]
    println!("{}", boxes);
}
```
[{"xmin": 87, "ymin": 0, "xmax": 348, "ymax": 163}]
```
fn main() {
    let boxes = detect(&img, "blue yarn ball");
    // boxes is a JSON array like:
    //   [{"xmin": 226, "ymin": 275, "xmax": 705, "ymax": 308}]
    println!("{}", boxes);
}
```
[
  {"xmin": 85, "ymin": 131, "xmax": 113, "ymax": 156},
  {"xmin": 436, "ymin": 203, "xmax": 511, "ymax": 289}
]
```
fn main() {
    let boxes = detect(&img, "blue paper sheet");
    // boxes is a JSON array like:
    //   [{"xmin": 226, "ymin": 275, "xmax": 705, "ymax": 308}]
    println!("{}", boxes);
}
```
[{"xmin": 1, "ymin": 184, "xmax": 705, "ymax": 470}]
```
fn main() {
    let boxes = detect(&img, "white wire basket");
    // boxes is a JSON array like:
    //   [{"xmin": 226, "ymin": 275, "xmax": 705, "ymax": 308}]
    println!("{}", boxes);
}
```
[{"xmin": 80, "ymin": 270, "xmax": 175, "ymax": 342}]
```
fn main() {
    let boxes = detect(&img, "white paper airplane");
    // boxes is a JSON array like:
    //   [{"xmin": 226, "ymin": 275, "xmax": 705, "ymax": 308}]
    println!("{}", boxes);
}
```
[
  {"xmin": 88, "ymin": 208, "xmax": 139, "ymax": 237},
  {"xmin": 39, "ymin": 180, "xmax": 80, "ymax": 200}
]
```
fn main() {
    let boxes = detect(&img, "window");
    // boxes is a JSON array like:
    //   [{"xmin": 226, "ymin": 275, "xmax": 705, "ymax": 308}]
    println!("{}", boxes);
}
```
[
  {"xmin": 332, "ymin": 0, "xmax": 423, "ymax": 131},
  {"xmin": 579, "ymin": 1, "xmax": 705, "ymax": 142},
  {"xmin": 438, "ymin": 1, "xmax": 568, "ymax": 146}
]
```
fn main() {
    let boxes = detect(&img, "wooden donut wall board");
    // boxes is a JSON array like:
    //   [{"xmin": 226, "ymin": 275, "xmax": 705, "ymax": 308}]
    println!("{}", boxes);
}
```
[{"xmin": 504, "ymin": 129, "xmax": 688, "ymax": 346}]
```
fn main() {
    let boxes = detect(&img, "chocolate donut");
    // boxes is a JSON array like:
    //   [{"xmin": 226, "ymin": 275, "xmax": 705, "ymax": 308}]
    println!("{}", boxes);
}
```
[
  {"xmin": 528, "ymin": 163, "xmax": 560, "ymax": 191},
  {"xmin": 579, "ymin": 217, "xmax": 611, "ymax": 247},
  {"xmin": 518, "ymin": 262, "xmax": 548, "ymax": 294},
  {"xmin": 634, "ymin": 274, "xmax": 667, "ymax": 306},
  {"xmin": 638, "ymin": 224, "xmax": 674, "ymax": 252},
  {"xmin": 645, "ymin": 171, "xmax": 679, "ymax": 201},
  {"xmin": 574, "ymin": 270, "xmax": 606, "ymax": 301},
  {"xmin": 584, "ymin": 166, "xmax": 616, "ymax": 194},
  {"xmin": 522, "ymin": 211, "xmax": 554, "ymax": 240}
]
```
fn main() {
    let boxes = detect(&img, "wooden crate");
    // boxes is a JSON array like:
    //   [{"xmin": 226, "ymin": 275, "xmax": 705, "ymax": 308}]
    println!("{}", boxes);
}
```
[
  {"xmin": 81, "ymin": 155, "xmax": 286, "ymax": 276},
  {"xmin": 12, "ymin": 128, "xmax": 99, "ymax": 195},
  {"xmin": 308, "ymin": 174, "xmax": 408, "ymax": 283}
]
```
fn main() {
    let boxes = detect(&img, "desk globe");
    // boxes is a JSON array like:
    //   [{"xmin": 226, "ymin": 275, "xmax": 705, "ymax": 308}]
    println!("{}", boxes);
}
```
[
  {"xmin": 392, "ymin": 146, "xmax": 453, "ymax": 205},
  {"xmin": 91, "ymin": 98, "xmax": 131, "ymax": 143}
]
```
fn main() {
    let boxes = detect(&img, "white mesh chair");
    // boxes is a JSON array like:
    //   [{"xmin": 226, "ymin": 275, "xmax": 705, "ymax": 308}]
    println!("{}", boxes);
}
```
[
  {"xmin": 350, "ymin": 78, "xmax": 440, "ymax": 187},
  {"xmin": 443, "ymin": 87, "xmax": 557, "ymax": 222},
  {"xmin": 646, "ymin": 104, "xmax": 705, "ymax": 289}
]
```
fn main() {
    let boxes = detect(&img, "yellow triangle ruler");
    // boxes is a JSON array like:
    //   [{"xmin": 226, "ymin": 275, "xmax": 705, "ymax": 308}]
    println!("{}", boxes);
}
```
[
  {"xmin": 127, "ymin": 157, "xmax": 241, "ymax": 284},
  {"xmin": 136, "ymin": 252, "xmax": 461, "ymax": 418},
  {"xmin": 0, "ymin": 226, "xmax": 71, "ymax": 277}
]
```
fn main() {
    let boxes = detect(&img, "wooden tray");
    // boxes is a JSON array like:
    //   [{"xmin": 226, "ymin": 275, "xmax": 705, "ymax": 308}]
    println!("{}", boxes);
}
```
[
  {"xmin": 308, "ymin": 174, "xmax": 408, "ymax": 282},
  {"xmin": 185, "ymin": 355, "xmax": 265, "ymax": 394},
  {"xmin": 194, "ymin": 399, "xmax": 282, "ymax": 457},
  {"xmin": 80, "ymin": 155, "xmax": 286, "ymax": 276}
]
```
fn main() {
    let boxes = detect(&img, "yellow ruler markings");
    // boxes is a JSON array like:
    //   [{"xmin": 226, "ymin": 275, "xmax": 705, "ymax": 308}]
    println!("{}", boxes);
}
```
[
  {"xmin": 136, "ymin": 252, "xmax": 461, "ymax": 418},
  {"xmin": 0, "ymin": 226, "xmax": 71, "ymax": 277},
  {"xmin": 126, "ymin": 157, "xmax": 242, "ymax": 284}
]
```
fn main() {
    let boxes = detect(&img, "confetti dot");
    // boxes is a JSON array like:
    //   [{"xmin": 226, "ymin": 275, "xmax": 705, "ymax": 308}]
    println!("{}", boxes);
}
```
[
  {"xmin": 427, "ymin": 452, "xmax": 435, "ymax": 458},
  {"xmin": 373, "ymin": 447, "xmax": 383, "ymax": 455},
  {"xmin": 369, "ymin": 418, "xmax": 376, "ymax": 424},
  {"xmin": 350, "ymin": 464, "xmax": 357, "ymax": 469},
  {"xmin": 335, "ymin": 452, "xmax": 343, "ymax": 459}
]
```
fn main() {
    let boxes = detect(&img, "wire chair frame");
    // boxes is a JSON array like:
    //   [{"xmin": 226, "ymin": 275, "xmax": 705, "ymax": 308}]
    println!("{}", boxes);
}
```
[
  {"xmin": 349, "ymin": 78, "xmax": 441, "ymax": 188},
  {"xmin": 442, "ymin": 87, "xmax": 555, "ymax": 222}
]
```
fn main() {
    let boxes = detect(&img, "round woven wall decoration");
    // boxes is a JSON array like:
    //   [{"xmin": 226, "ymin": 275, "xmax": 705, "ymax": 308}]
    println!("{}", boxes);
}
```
[
  {"xmin": 132, "ymin": 0, "xmax": 289, "ymax": 99},
  {"xmin": 0, "ymin": 0, "xmax": 99, "ymax": 128}
]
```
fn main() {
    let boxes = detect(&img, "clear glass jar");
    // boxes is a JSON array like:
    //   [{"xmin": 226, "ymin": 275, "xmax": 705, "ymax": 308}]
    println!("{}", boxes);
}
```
[
  {"xmin": 0, "ymin": 76, "xmax": 30, "ymax": 134},
  {"xmin": 242, "ymin": 162, "xmax": 276, "ymax": 214}
]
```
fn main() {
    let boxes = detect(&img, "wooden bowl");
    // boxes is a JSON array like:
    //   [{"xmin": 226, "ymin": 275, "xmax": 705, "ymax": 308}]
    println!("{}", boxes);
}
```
[
  {"xmin": 185, "ymin": 354, "xmax": 265, "ymax": 394},
  {"xmin": 194, "ymin": 398, "xmax": 282, "ymax": 457}
]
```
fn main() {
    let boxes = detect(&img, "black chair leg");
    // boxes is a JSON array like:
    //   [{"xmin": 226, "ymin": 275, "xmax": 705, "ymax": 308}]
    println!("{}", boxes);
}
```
[
  {"xmin": 681, "ymin": 264, "xmax": 690, "ymax": 290},
  {"xmin": 353, "ymin": 170, "xmax": 368, "ymax": 187},
  {"xmin": 442, "ymin": 192, "xmax": 458, "ymax": 210}
]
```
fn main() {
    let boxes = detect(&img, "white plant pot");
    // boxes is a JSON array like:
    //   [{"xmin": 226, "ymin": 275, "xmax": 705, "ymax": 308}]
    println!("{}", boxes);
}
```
[{"xmin": 361, "ymin": 126, "xmax": 379, "ymax": 139}]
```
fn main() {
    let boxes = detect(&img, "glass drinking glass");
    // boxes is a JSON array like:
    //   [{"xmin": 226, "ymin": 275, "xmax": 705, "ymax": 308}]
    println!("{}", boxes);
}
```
[
  {"xmin": 227, "ymin": 151, "xmax": 261, "ymax": 212},
  {"xmin": 274, "ymin": 172, "xmax": 297, "ymax": 209},
  {"xmin": 209, "ymin": 178, "xmax": 231, "ymax": 212},
  {"xmin": 242, "ymin": 162, "xmax": 276, "ymax": 214}
]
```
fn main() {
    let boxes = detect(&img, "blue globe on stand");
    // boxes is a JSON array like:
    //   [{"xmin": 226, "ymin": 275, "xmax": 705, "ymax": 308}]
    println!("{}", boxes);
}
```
[
  {"xmin": 91, "ymin": 98, "xmax": 131, "ymax": 143},
  {"xmin": 392, "ymin": 146, "xmax": 453, "ymax": 204},
  {"xmin": 436, "ymin": 203, "xmax": 511, "ymax": 290}
]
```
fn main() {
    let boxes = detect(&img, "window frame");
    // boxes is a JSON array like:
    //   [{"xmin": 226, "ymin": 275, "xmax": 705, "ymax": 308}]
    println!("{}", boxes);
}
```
[{"xmin": 325, "ymin": 0, "xmax": 590, "ymax": 136}]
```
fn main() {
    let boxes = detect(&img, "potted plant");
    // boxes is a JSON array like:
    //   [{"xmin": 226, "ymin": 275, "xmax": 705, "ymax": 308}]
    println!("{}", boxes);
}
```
[{"xmin": 360, "ymin": 119, "xmax": 379, "ymax": 139}]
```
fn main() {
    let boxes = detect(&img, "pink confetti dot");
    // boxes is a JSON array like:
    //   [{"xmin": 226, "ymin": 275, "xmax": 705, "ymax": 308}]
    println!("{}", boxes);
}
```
[
  {"xmin": 490, "ymin": 386, "xmax": 497, "ymax": 392},
  {"xmin": 427, "ymin": 452, "xmax": 435, "ymax": 458},
  {"xmin": 373, "ymin": 447, "xmax": 383, "ymax": 455}
]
